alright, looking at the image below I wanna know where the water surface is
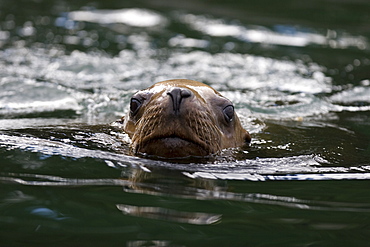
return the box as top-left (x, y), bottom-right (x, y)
top-left (1, 0), bottom-right (370, 246)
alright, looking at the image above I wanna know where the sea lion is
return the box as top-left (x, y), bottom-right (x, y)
top-left (120, 79), bottom-right (251, 158)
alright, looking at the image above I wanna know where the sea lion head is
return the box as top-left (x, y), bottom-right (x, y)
top-left (122, 79), bottom-right (251, 158)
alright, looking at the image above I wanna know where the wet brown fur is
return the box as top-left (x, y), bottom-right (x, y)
top-left (122, 79), bottom-right (250, 158)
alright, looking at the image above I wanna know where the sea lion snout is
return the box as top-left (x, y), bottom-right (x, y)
top-left (166, 87), bottom-right (192, 114)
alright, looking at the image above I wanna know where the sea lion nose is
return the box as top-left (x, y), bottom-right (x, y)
top-left (167, 87), bottom-right (192, 114)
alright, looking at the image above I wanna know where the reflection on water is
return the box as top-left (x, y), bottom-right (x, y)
top-left (185, 171), bottom-right (370, 181)
top-left (67, 8), bottom-right (166, 27)
top-left (126, 240), bottom-right (171, 247)
top-left (179, 13), bottom-right (368, 49)
top-left (116, 204), bottom-right (221, 225)
top-left (2, 171), bottom-right (370, 216)
top-left (30, 207), bottom-right (70, 221)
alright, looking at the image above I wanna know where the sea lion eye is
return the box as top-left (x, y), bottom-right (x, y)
top-left (223, 105), bottom-right (234, 122)
top-left (130, 98), bottom-right (142, 115)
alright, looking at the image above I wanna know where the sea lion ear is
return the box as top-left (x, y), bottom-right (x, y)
top-left (244, 130), bottom-right (252, 145)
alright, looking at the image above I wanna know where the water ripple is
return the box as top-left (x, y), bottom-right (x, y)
top-left (2, 46), bottom-right (368, 123)
top-left (1, 173), bottom-right (370, 213)
top-left (1, 133), bottom-right (369, 180)
top-left (178, 13), bottom-right (369, 50)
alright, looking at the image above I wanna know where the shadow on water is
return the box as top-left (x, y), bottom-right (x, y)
top-left (1, 0), bottom-right (370, 246)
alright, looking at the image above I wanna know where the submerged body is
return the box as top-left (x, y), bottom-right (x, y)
top-left (121, 79), bottom-right (251, 158)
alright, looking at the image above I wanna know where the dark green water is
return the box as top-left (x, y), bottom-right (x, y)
top-left (1, 0), bottom-right (370, 246)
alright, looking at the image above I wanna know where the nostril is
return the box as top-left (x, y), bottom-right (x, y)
top-left (180, 88), bottom-right (191, 98)
top-left (167, 88), bottom-right (181, 98)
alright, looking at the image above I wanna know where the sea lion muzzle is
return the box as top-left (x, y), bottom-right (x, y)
top-left (120, 79), bottom-right (251, 158)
